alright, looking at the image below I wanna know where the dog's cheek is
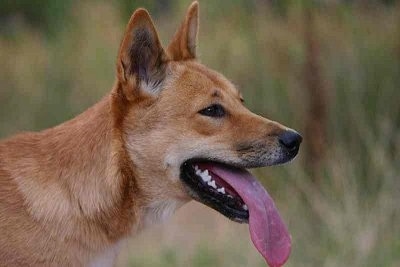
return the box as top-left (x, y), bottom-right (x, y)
top-left (190, 117), bottom-right (224, 137)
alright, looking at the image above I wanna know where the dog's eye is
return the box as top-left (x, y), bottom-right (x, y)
top-left (199, 104), bottom-right (226, 118)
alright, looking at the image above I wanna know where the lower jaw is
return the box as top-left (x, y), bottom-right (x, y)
top-left (185, 189), bottom-right (249, 223)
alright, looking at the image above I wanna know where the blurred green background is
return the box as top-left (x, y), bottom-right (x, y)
top-left (0, 0), bottom-right (399, 266)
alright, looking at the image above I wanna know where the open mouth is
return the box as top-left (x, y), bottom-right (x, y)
top-left (180, 159), bottom-right (291, 267)
top-left (181, 160), bottom-right (250, 223)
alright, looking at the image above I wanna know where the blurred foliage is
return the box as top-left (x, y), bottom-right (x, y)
top-left (0, 0), bottom-right (73, 38)
top-left (0, 0), bottom-right (399, 267)
top-left (0, 0), bottom-right (398, 37)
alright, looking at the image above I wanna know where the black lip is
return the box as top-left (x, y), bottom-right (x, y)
top-left (180, 160), bottom-right (249, 223)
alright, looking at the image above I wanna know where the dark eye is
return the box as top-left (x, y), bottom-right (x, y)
top-left (199, 104), bottom-right (226, 118)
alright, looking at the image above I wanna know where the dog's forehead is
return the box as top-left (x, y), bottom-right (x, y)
top-left (168, 61), bottom-right (240, 98)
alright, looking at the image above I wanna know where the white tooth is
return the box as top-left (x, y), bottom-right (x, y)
top-left (201, 172), bottom-right (211, 182)
top-left (196, 169), bottom-right (202, 175)
top-left (217, 187), bottom-right (226, 194)
top-left (194, 165), bottom-right (199, 171)
top-left (207, 180), bottom-right (217, 189)
top-left (203, 169), bottom-right (212, 182)
top-left (242, 204), bottom-right (248, 211)
top-left (227, 195), bottom-right (233, 199)
top-left (201, 174), bottom-right (211, 182)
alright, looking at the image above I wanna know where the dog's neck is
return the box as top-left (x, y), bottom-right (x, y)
top-left (16, 86), bottom-right (183, 261)
top-left (34, 93), bottom-right (142, 241)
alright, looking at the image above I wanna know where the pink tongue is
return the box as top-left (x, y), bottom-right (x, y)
top-left (203, 164), bottom-right (291, 267)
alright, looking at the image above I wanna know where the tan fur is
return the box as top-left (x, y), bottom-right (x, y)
top-left (0, 2), bottom-right (293, 266)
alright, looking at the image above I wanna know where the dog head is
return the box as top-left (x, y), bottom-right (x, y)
top-left (113, 0), bottom-right (301, 205)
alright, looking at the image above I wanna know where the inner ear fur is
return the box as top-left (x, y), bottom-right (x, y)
top-left (167, 1), bottom-right (199, 61)
top-left (116, 8), bottom-right (168, 96)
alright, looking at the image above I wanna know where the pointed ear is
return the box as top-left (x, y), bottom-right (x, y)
top-left (116, 8), bottom-right (168, 96)
top-left (167, 1), bottom-right (199, 61)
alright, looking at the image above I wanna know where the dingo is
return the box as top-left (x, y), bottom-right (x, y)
top-left (0, 2), bottom-right (301, 266)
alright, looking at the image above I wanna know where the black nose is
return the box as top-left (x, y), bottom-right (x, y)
top-left (278, 130), bottom-right (302, 151)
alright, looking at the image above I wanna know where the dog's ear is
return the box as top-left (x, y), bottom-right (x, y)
top-left (116, 8), bottom-right (168, 97)
top-left (167, 1), bottom-right (199, 61)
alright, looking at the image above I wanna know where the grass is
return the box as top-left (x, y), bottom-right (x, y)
top-left (0, 1), bottom-right (399, 266)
